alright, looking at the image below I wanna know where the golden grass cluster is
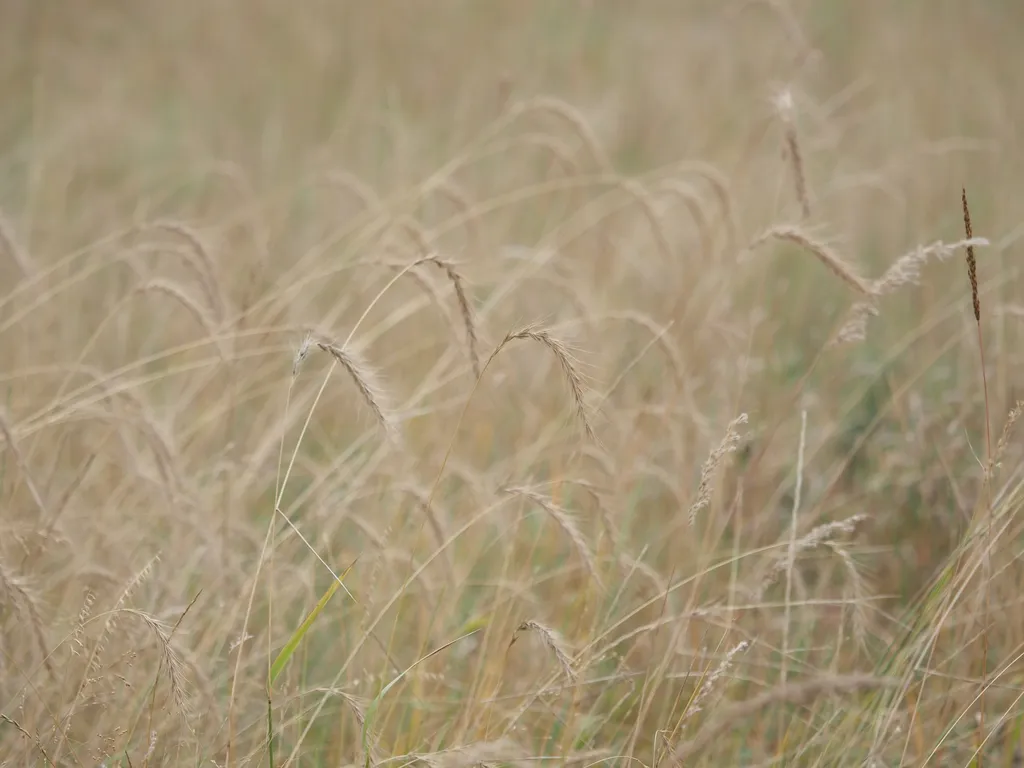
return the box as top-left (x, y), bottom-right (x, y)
top-left (3, 2), bottom-right (1024, 766)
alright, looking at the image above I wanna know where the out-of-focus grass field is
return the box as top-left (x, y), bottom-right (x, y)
top-left (2, 1), bottom-right (1024, 765)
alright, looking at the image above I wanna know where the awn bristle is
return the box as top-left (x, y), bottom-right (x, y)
top-left (317, 341), bottom-right (397, 438)
top-left (511, 620), bottom-right (578, 684)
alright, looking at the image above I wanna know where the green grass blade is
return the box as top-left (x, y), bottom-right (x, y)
top-left (269, 558), bottom-right (357, 686)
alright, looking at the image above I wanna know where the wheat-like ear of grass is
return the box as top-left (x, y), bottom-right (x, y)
top-left (316, 341), bottom-right (397, 438)
top-left (422, 255), bottom-right (481, 379)
top-left (510, 620), bottom-right (577, 684)
top-left (747, 225), bottom-right (871, 295)
top-left (502, 485), bottom-right (600, 587)
top-left (485, 324), bottom-right (596, 442)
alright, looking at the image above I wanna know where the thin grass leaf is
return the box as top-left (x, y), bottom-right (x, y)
top-left (269, 558), bottom-right (358, 686)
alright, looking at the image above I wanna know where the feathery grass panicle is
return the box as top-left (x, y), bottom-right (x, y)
top-left (990, 401), bottom-right (1024, 476)
top-left (317, 340), bottom-right (398, 438)
top-left (752, 514), bottom-right (867, 600)
top-left (830, 300), bottom-right (880, 347)
top-left (870, 237), bottom-right (990, 296)
top-left (688, 413), bottom-right (749, 525)
top-left (683, 640), bottom-right (750, 722)
top-left (748, 225), bottom-right (871, 295)
top-left (487, 324), bottom-right (596, 442)
top-left (511, 620), bottom-right (577, 684)
top-left (122, 608), bottom-right (194, 722)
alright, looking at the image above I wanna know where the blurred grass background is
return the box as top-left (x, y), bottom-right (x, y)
top-left (2, 1), bottom-right (1024, 765)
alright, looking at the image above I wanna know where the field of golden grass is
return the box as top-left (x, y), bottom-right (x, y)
top-left (3, 2), bottom-right (1024, 765)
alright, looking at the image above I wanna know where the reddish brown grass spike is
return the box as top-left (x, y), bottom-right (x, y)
top-left (963, 187), bottom-right (980, 324)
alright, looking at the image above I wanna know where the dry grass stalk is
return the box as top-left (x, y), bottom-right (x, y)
top-left (511, 620), bottom-right (577, 684)
top-left (0, 209), bottom-right (35, 278)
top-left (669, 674), bottom-right (899, 764)
top-left (688, 413), bottom-right (749, 525)
top-left (748, 225), bottom-right (871, 295)
top-left (774, 88), bottom-right (811, 219)
top-left (502, 485), bottom-right (600, 586)
top-left (316, 341), bottom-right (397, 438)
top-left (487, 324), bottom-right (596, 442)
top-left (411, 737), bottom-right (530, 768)
top-left (0, 411), bottom-right (50, 521)
top-left (0, 560), bottom-right (53, 675)
top-left (0, 713), bottom-right (51, 764)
